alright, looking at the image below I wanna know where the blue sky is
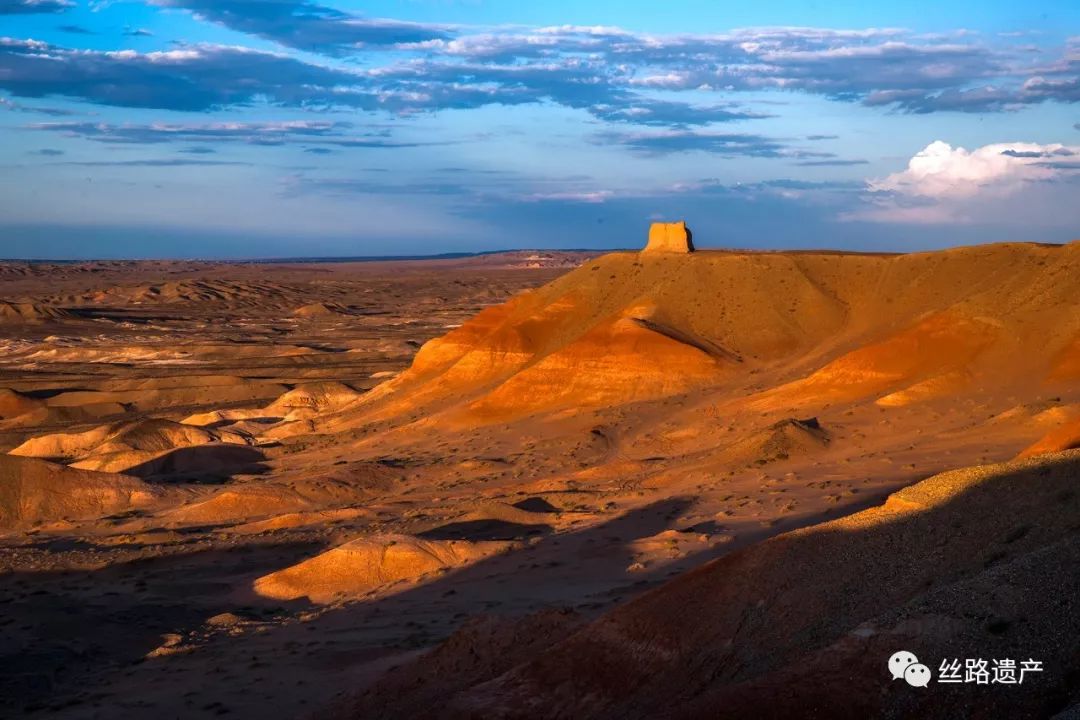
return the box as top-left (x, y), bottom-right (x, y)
top-left (1, 0), bottom-right (1078, 258)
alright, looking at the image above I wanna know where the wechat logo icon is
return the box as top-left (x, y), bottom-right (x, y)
top-left (890, 651), bottom-right (932, 688)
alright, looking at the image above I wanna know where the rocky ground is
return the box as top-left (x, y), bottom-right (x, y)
top-left (1, 241), bottom-right (1078, 719)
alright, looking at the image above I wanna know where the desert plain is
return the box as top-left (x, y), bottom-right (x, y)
top-left (1, 232), bottom-right (1079, 719)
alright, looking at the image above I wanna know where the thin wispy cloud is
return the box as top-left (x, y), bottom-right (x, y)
top-left (0, 95), bottom-right (78, 116)
top-left (26, 120), bottom-right (440, 149)
top-left (57, 158), bottom-right (251, 166)
top-left (57, 24), bottom-right (95, 35)
top-left (0, 0), bottom-right (72, 14)
top-left (794, 159), bottom-right (869, 166)
top-left (597, 130), bottom-right (803, 158)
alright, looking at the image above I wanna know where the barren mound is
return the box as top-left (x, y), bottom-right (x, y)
top-left (321, 241), bottom-right (1080, 429)
top-left (254, 534), bottom-right (513, 603)
top-left (75, 443), bottom-right (265, 478)
top-left (160, 464), bottom-right (395, 526)
top-left (226, 508), bottom-right (370, 534)
top-left (9, 423), bottom-right (117, 460)
top-left (0, 301), bottom-right (73, 323)
top-left (1017, 415), bottom-right (1080, 458)
top-left (161, 486), bottom-right (324, 526)
top-left (0, 455), bottom-right (170, 530)
top-left (0, 388), bottom-right (43, 420)
top-left (11, 418), bottom-right (254, 476)
top-left (81, 278), bottom-right (301, 307)
top-left (265, 381), bottom-right (364, 419)
top-left (718, 417), bottom-right (829, 465)
top-left (293, 302), bottom-right (349, 318)
top-left (460, 501), bottom-right (560, 527)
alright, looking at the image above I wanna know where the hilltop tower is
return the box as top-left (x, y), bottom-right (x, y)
top-left (644, 221), bottom-right (694, 253)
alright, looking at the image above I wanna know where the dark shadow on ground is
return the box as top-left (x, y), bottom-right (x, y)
top-left (418, 519), bottom-right (552, 541)
top-left (124, 444), bottom-right (268, 481)
top-left (356, 453), bottom-right (1080, 720)
top-left (0, 540), bottom-right (323, 717)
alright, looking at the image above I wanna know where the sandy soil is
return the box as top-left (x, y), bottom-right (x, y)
top-left (1, 241), bottom-right (1078, 719)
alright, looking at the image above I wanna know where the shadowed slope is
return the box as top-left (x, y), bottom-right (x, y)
top-left (346, 450), bottom-right (1080, 719)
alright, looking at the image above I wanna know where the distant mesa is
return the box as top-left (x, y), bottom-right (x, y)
top-left (644, 221), bottom-right (694, 254)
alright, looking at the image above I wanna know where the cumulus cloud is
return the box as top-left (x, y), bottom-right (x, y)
top-left (870, 140), bottom-right (1078, 198)
top-left (847, 139), bottom-right (1080, 224)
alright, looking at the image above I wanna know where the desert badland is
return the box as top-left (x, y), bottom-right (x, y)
top-left (5, 0), bottom-right (1080, 715)
top-left (0, 227), bottom-right (1078, 719)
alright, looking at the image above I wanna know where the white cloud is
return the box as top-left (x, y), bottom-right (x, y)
top-left (870, 140), bottom-right (1079, 198)
top-left (846, 139), bottom-right (1080, 225)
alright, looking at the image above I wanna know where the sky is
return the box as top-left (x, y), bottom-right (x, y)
top-left (0, 0), bottom-right (1078, 258)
